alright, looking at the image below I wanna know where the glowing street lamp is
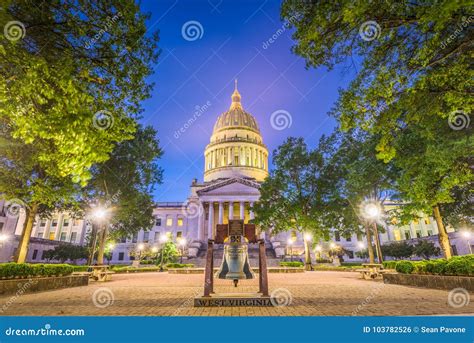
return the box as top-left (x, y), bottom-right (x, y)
top-left (357, 242), bottom-right (365, 249)
top-left (314, 245), bottom-right (322, 259)
top-left (462, 231), bottom-right (472, 254)
top-left (92, 207), bottom-right (107, 221)
top-left (329, 242), bottom-right (336, 249)
top-left (137, 243), bottom-right (145, 262)
top-left (0, 234), bottom-right (8, 242)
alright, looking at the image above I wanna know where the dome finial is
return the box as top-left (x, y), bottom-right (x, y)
top-left (230, 79), bottom-right (241, 109)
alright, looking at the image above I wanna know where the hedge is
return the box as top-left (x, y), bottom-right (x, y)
top-left (0, 263), bottom-right (74, 279)
top-left (340, 262), bottom-right (363, 267)
top-left (279, 262), bottom-right (304, 267)
top-left (391, 255), bottom-right (473, 276)
top-left (166, 263), bottom-right (194, 268)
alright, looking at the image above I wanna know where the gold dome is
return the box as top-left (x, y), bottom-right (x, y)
top-left (213, 80), bottom-right (260, 134)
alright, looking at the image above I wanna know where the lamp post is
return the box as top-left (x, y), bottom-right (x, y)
top-left (178, 238), bottom-right (187, 264)
top-left (362, 201), bottom-right (384, 264)
top-left (357, 241), bottom-right (366, 262)
top-left (303, 233), bottom-right (313, 271)
top-left (151, 246), bottom-right (159, 264)
top-left (159, 234), bottom-right (169, 272)
top-left (314, 245), bottom-right (322, 260)
top-left (462, 231), bottom-right (472, 254)
top-left (137, 243), bottom-right (144, 263)
top-left (287, 238), bottom-right (294, 262)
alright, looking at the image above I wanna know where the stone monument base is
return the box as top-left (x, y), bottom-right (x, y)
top-left (194, 293), bottom-right (275, 307)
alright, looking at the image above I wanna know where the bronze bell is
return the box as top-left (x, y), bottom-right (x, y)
top-left (216, 236), bottom-right (255, 287)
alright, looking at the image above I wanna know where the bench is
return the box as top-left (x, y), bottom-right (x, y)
top-left (357, 263), bottom-right (385, 280)
top-left (90, 265), bottom-right (115, 282)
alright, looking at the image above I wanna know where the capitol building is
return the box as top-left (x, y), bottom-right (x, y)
top-left (0, 83), bottom-right (468, 264)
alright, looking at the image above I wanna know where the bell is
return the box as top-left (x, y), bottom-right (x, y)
top-left (216, 240), bottom-right (255, 287)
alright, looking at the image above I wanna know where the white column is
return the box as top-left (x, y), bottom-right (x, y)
top-left (208, 202), bottom-right (214, 239)
top-left (409, 222), bottom-right (417, 239)
top-left (249, 202), bottom-right (255, 220)
top-left (218, 202), bottom-right (224, 224)
top-left (239, 201), bottom-right (245, 220)
top-left (197, 203), bottom-right (204, 240)
top-left (228, 202), bottom-right (234, 220)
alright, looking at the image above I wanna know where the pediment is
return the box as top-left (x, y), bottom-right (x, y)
top-left (197, 178), bottom-right (261, 196)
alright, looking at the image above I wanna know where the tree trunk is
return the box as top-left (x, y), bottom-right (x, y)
top-left (87, 223), bottom-right (98, 265)
top-left (303, 235), bottom-right (312, 271)
top-left (365, 225), bottom-right (375, 264)
top-left (373, 222), bottom-right (383, 264)
top-left (14, 203), bottom-right (38, 263)
top-left (96, 224), bottom-right (108, 265)
top-left (433, 205), bottom-right (452, 259)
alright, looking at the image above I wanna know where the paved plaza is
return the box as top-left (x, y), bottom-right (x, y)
top-left (0, 271), bottom-right (472, 316)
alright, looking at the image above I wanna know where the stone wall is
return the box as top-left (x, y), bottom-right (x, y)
top-left (383, 272), bottom-right (473, 291)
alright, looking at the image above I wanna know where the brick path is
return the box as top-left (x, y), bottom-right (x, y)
top-left (0, 271), bottom-right (472, 316)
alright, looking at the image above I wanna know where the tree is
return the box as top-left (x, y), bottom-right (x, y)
top-left (157, 242), bottom-right (179, 265)
top-left (381, 242), bottom-right (413, 260)
top-left (1, 1), bottom-right (160, 262)
top-left (86, 125), bottom-right (163, 265)
top-left (281, 0), bottom-right (473, 258)
top-left (253, 137), bottom-right (329, 270)
top-left (413, 240), bottom-right (441, 260)
top-left (43, 244), bottom-right (88, 263)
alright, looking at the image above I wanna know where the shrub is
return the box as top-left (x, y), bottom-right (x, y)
top-left (413, 261), bottom-right (428, 274)
top-left (425, 259), bottom-right (448, 275)
top-left (165, 263), bottom-right (194, 268)
top-left (340, 262), bottom-right (363, 267)
top-left (444, 258), bottom-right (472, 276)
top-left (0, 263), bottom-right (74, 279)
top-left (395, 260), bottom-right (414, 274)
top-left (315, 258), bottom-right (332, 263)
top-left (280, 262), bottom-right (304, 267)
top-left (382, 261), bottom-right (398, 269)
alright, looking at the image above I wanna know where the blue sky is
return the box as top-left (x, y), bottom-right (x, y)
top-left (139, 0), bottom-right (356, 201)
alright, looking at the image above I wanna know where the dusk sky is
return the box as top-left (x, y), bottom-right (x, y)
top-left (139, 0), bottom-right (356, 201)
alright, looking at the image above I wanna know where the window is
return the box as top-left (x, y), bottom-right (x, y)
top-left (129, 254), bottom-right (135, 261)
top-left (132, 234), bottom-right (138, 243)
top-left (70, 232), bottom-right (77, 243)
top-left (60, 232), bottom-right (67, 241)
top-left (427, 230), bottom-right (433, 236)
top-left (154, 232), bottom-right (160, 242)
top-left (32, 249), bottom-right (38, 260)
top-left (166, 218), bottom-right (173, 226)
top-left (346, 250), bottom-right (354, 259)
top-left (72, 218), bottom-right (79, 226)
top-left (119, 236), bottom-right (126, 243)
top-left (118, 252), bottom-right (124, 261)
top-left (0, 222), bottom-right (3, 233)
top-left (40, 220), bottom-right (46, 227)
top-left (155, 218), bottom-right (162, 226)
top-left (177, 218), bottom-right (183, 227)
top-left (37, 232), bottom-right (43, 238)
top-left (63, 218), bottom-right (69, 226)
top-left (143, 232), bottom-right (149, 243)
top-left (357, 233), bottom-right (363, 242)
top-left (51, 219), bottom-right (58, 227)
top-left (41, 250), bottom-right (46, 260)
top-left (451, 245), bottom-right (458, 256)
top-left (345, 236), bottom-right (352, 242)
top-left (393, 230), bottom-right (401, 241)
top-left (334, 232), bottom-right (341, 242)
top-left (49, 232), bottom-right (55, 240)
top-left (424, 218), bottom-right (430, 225)
top-left (404, 231), bottom-right (411, 240)
top-left (177, 231), bottom-right (182, 239)
top-left (416, 230), bottom-right (422, 238)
